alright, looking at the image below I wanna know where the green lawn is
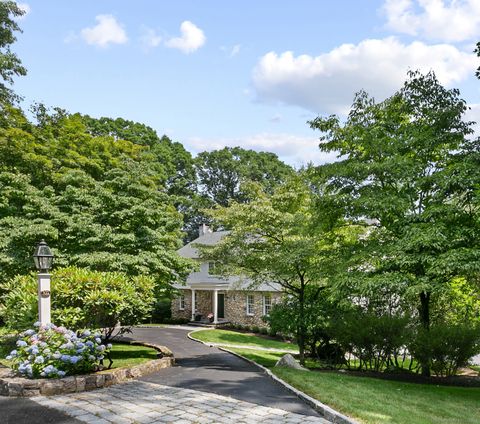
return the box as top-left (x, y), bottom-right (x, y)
top-left (275, 368), bottom-right (480, 424)
top-left (228, 347), bottom-right (285, 367)
top-left (229, 347), bottom-right (480, 424)
top-left (191, 329), bottom-right (298, 351)
top-left (108, 343), bottom-right (158, 369)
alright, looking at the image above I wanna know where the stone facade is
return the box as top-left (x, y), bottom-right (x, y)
top-left (225, 290), bottom-right (282, 327)
top-left (172, 289), bottom-right (282, 327)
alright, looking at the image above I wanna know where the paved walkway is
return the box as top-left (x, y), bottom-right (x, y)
top-left (3, 326), bottom-right (332, 423)
top-left (33, 380), bottom-right (330, 424)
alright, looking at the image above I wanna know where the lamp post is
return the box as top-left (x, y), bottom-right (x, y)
top-left (33, 240), bottom-right (54, 326)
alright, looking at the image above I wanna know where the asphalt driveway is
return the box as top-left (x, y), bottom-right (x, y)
top-left (126, 326), bottom-right (320, 417)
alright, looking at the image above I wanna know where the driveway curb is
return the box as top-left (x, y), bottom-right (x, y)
top-left (187, 330), bottom-right (358, 424)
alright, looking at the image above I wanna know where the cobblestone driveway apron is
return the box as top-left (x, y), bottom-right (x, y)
top-left (32, 380), bottom-right (331, 424)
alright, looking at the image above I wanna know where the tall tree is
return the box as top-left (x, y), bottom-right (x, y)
top-left (200, 177), bottom-right (358, 364)
top-left (0, 1), bottom-right (26, 103)
top-left (309, 71), bottom-right (480, 375)
top-left (195, 147), bottom-right (294, 206)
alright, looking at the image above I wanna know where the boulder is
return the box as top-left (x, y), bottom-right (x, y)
top-left (275, 354), bottom-right (306, 370)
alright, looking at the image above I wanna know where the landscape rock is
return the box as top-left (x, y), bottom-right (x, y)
top-left (275, 354), bottom-right (307, 370)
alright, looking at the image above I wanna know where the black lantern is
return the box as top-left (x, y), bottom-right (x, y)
top-left (33, 240), bottom-right (54, 272)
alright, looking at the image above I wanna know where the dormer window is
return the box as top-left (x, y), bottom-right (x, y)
top-left (208, 261), bottom-right (217, 275)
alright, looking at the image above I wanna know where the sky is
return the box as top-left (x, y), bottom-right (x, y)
top-left (11, 0), bottom-right (480, 167)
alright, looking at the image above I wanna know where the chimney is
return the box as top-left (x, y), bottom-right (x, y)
top-left (199, 224), bottom-right (213, 237)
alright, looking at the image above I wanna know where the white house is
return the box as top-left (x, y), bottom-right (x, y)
top-left (171, 224), bottom-right (282, 326)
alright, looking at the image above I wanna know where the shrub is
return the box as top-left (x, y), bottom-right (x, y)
top-left (6, 323), bottom-right (110, 379)
top-left (149, 297), bottom-right (172, 323)
top-left (409, 324), bottom-right (480, 377)
top-left (259, 327), bottom-right (268, 335)
top-left (331, 311), bottom-right (411, 371)
top-left (0, 267), bottom-right (155, 341)
top-left (251, 325), bottom-right (260, 333)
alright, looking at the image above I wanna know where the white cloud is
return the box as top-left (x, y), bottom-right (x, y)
top-left (382, 0), bottom-right (480, 42)
top-left (80, 15), bottom-right (128, 48)
top-left (140, 27), bottom-right (162, 48)
top-left (252, 37), bottom-right (477, 115)
top-left (185, 133), bottom-right (338, 167)
top-left (17, 3), bottom-right (30, 19)
top-left (165, 21), bottom-right (206, 54)
top-left (230, 44), bottom-right (241, 57)
top-left (464, 103), bottom-right (480, 138)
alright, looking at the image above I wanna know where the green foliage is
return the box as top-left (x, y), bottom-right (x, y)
top-left (202, 176), bottom-right (360, 364)
top-left (0, 1), bottom-right (27, 103)
top-left (149, 297), bottom-right (172, 323)
top-left (0, 106), bottom-right (194, 286)
top-left (408, 324), bottom-right (480, 377)
top-left (309, 71), bottom-right (480, 375)
top-left (195, 146), bottom-right (293, 207)
top-left (0, 267), bottom-right (155, 340)
top-left (331, 311), bottom-right (412, 372)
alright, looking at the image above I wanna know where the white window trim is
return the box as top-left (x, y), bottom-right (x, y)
top-left (179, 295), bottom-right (185, 310)
top-left (246, 294), bottom-right (255, 316)
top-left (263, 294), bottom-right (272, 316)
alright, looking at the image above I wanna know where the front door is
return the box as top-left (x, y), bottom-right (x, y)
top-left (217, 293), bottom-right (225, 319)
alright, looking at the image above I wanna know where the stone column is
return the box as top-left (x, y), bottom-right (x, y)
top-left (213, 289), bottom-right (219, 324)
top-left (191, 289), bottom-right (196, 321)
top-left (38, 273), bottom-right (51, 325)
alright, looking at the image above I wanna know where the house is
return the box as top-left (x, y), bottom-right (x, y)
top-left (171, 224), bottom-right (282, 326)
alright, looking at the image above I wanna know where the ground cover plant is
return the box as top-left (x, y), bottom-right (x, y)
top-left (191, 329), bottom-right (298, 351)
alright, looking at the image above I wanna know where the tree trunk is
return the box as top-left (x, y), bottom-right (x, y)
top-left (419, 291), bottom-right (431, 377)
top-left (297, 279), bottom-right (306, 366)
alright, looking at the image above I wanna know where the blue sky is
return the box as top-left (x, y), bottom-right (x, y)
top-left (12, 1), bottom-right (480, 166)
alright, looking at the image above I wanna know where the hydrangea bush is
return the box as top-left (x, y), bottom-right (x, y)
top-left (5, 322), bottom-right (112, 379)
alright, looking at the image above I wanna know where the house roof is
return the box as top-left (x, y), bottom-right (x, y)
top-left (177, 230), bottom-right (230, 259)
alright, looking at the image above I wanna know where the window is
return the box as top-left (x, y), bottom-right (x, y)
top-left (208, 262), bottom-right (217, 275)
top-left (263, 294), bottom-right (272, 316)
top-left (246, 294), bottom-right (255, 316)
top-left (179, 295), bottom-right (185, 310)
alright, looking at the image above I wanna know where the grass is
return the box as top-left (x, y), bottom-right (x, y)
top-left (108, 343), bottom-right (158, 369)
top-left (191, 329), bottom-right (298, 351)
top-left (274, 368), bottom-right (480, 424)
top-left (227, 347), bottom-right (285, 367)
top-left (228, 348), bottom-right (480, 424)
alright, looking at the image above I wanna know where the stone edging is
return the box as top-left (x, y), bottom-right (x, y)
top-left (187, 330), bottom-right (358, 424)
top-left (0, 341), bottom-right (174, 397)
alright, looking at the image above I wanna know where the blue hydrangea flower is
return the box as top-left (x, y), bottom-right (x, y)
top-left (69, 356), bottom-right (81, 364)
top-left (106, 344), bottom-right (112, 350)
top-left (34, 356), bottom-right (44, 364)
top-left (85, 341), bottom-right (94, 347)
top-left (88, 355), bottom-right (95, 361)
top-left (6, 355), bottom-right (12, 360)
top-left (33, 321), bottom-right (41, 327)
top-left (95, 338), bottom-right (102, 344)
top-left (16, 340), bottom-right (27, 347)
top-left (60, 354), bottom-right (71, 362)
top-left (24, 329), bottom-right (35, 336)
top-left (53, 352), bottom-right (61, 359)
top-left (58, 370), bottom-right (66, 378)
top-left (9, 350), bottom-right (17, 356)
top-left (82, 330), bottom-right (91, 337)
